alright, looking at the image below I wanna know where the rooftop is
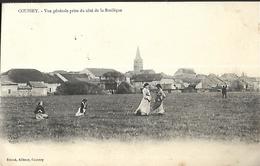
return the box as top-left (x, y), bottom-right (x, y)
top-left (28, 81), bottom-right (47, 88)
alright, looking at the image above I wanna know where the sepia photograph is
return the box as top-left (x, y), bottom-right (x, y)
top-left (0, 2), bottom-right (260, 166)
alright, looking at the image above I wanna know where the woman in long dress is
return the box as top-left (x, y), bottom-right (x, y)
top-left (152, 84), bottom-right (166, 115)
top-left (134, 83), bottom-right (151, 116)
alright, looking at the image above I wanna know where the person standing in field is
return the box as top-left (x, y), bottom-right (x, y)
top-left (222, 85), bottom-right (227, 98)
top-left (152, 84), bottom-right (166, 115)
top-left (75, 98), bottom-right (88, 117)
top-left (34, 101), bottom-right (48, 120)
top-left (134, 83), bottom-right (151, 116)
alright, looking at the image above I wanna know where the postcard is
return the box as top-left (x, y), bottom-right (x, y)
top-left (1, 2), bottom-right (260, 166)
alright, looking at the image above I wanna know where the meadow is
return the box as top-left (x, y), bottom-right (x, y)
top-left (0, 92), bottom-right (259, 143)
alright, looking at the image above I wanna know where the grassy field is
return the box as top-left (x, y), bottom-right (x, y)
top-left (0, 92), bottom-right (260, 143)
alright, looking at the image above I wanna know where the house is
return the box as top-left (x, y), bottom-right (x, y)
top-left (45, 83), bottom-right (60, 94)
top-left (42, 72), bottom-right (62, 94)
top-left (1, 74), bottom-right (20, 96)
top-left (28, 81), bottom-right (48, 96)
top-left (54, 69), bottom-right (125, 93)
top-left (1, 82), bottom-right (19, 96)
top-left (239, 76), bottom-right (260, 91)
top-left (196, 74), bottom-right (225, 92)
top-left (17, 84), bottom-right (32, 96)
top-left (159, 73), bottom-right (183, 91)
top-left (80, 68), bottom-right (125, 92)
top-left (220, 73), bottom-right (239, 87)
top-left (0, 76), bottom-right (33, 97)
top-left (131, 73), bottom-right (163, 91)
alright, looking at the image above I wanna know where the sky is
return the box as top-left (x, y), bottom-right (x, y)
top-left (1, 2), bottom-right (260, 77)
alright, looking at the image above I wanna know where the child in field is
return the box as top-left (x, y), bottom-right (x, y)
top-left (75, 98), bottom-right (88, 117)
top-left (34, 101), bottom-right (48, 120)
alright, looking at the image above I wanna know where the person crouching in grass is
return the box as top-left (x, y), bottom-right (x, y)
top-left (34, 101), bottom-right (48, 120)
top-left (75, 98), bottom-right (88, 117)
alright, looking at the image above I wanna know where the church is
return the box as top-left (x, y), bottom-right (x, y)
top-left (125, 47), bottom-right (179, 92)
top-left (126, 46), bottom-right (155, 77)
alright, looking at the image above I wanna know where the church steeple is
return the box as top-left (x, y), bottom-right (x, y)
top-left (135, 46), bottom-right (142, 60)
top-left (134, 46), bottom-right (143, 73)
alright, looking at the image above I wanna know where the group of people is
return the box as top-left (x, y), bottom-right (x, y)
top-left (34, 83), bottom-right (228, 120)
top-left (34, 83), bottom-right (166, 120)
top-left (34, 98), bottom-right (88, 120)
top-left (134, 83), bottom-right (166, 116)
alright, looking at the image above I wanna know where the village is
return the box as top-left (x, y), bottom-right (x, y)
top-left (1, 47), bottom-right (260, 97)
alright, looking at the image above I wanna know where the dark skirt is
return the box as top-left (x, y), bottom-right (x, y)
top-left (153, 100), bottom-right (162, 110)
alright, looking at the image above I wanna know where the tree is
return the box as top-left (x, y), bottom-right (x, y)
top-left (56, 81), bottom-right (103, 95)
top-left (103, 71), bottom-right (125, 80)
top-left (117, 82), bottom-right (134, 94)
top-left (102, 71), bottom-right (125, 92)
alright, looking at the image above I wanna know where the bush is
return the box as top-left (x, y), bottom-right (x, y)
top-left (56, 81), bottom-right (103, 95)
top-left (117, 82), bottom-right (134, 94)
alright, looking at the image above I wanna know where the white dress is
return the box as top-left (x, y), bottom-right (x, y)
top-left (134, 87), bottom-right (151, 115)
top-left (75, 102), bottom-right (87, 117)
top-left (75, 107), bottom-right (86, 117)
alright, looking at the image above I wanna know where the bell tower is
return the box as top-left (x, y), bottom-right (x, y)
top-left (134, 46), bottom-right (143, 73)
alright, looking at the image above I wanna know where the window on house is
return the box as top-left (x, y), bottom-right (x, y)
top-left (8, 89), bottom-right (11, 94)
top-left (49, 88), bottom-right (52, 92)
